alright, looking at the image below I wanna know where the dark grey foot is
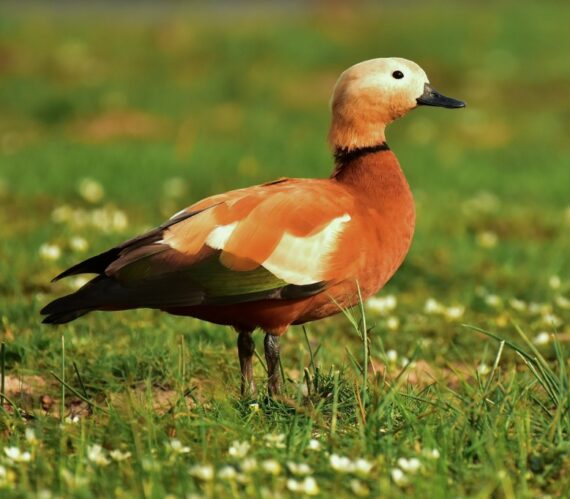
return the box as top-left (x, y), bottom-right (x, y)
top-left (264, 333), bottom-right (281, 396)
top-left (237, 331), bottom-right (256, 396)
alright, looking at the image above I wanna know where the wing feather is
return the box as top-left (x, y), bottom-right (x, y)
top-left (48, 179), bottom-right (356, 313)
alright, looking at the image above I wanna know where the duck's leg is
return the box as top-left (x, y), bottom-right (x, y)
top-left (237, 331), bottom-right (256, 396)
top-left (264, 333), bottom-right (281, 396)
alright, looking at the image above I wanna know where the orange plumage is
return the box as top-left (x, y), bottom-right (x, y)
top-left (42, 57), bottom-right (464, 395)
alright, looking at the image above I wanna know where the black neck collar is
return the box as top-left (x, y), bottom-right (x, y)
top-left (334, 142), bottom-right (390, 164)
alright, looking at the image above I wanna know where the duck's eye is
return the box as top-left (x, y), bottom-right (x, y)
top-left (392, 70), bottom-right (404, 80)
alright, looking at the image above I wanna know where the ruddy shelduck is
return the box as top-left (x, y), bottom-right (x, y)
top-left (42, 58), bottom-right (465, 396)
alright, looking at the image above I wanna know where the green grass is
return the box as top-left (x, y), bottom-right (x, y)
top-left (0, 1), bottom-right (569, 497)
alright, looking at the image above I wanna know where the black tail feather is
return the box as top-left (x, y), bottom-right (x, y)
top-left (41, 275), bottom-right (118, 325)
top-left (52, 248), bottom-right (119, 282)
top-left (42, 309), bottom-right (90, 324)
top-left (52, 208), bottom-right (203, 282)
top-left (44, 207), bottom-right (210, 323)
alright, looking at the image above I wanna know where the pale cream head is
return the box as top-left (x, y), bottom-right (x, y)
top-left (329, 58), bottom-right (451, 151)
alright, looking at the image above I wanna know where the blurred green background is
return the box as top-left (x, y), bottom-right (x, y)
top-left (0, 1), bottom-right (568, 496)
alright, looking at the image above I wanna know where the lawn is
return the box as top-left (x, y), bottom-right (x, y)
top-left (0, 1), bottom-right (569, 497)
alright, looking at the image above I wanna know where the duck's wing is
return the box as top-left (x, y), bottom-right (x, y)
top-left (42, 179), bottom-right (356, 322)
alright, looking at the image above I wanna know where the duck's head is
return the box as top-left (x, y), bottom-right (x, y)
top-left (329, 57), bottom-right (465, 151)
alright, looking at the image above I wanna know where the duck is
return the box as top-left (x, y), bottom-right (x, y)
top-left (41, 57), bottom-right (465, 396)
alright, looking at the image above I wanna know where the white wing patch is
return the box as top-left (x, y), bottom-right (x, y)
top-left (206, 222), bottom-right (238, 250)
top-left (262, 213), bottom-right (351, 285)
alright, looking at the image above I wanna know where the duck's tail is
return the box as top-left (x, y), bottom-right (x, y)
top-left (40, 275), bottom-right (120, 324)
top-left (41, 308), bottom-right (90, 325)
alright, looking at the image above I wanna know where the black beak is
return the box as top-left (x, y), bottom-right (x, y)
top-left (416, 83), bottom-right (465, 109)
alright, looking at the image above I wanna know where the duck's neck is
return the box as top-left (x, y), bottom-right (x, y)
top-left (331, 142), bottom-right (416, 292)
top-left (332, 142), bottom-right (416, 275)
top-left (331, 142), bottom-right (413, 205)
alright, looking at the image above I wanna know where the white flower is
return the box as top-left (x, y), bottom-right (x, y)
top-left (399, 357), bottom-right (412, 368)
top-left (350, 479), bottom-right (370, 496)
top-left (71, 208), bottom-right (88, 227)
top-left (109, 450), bottom-right (131, 462)
top-left (51, 205), bottom-right (73, 223)
top-left (90, 207), bottom-right (128, 233)
top-left (249, 402), bottom-right (260, 412)
top-left (397, 457), bottom-right (421, 473)
top-left (533, 332), bottom-right (551, 346)
top-left (391, 467), bottom-right (408, 486)
top-left (386, 350), bottom-right (398, 363)
top-left (542, 313), bottom-right (562, 328)
top-left (0, 464), bottom-right (12, 488)
top-left (112, 210), bottom-right (128, 231)
top-left (549, 275), bottom-right (561, 289)
top-left (329, 454), bottom-right (373, 476)
top-left (477, 363), bottom-right (491, 375)
top-left (287, 477), bottom-right (319, 495)
top-left (422, 448), bottom-right (440, 459)
top-left (301, 477), bottom-right (320, 496)
top-left (87, 444), bottom-right (110, 466)
top-left (286, 479), bottom-right (299, 493)
top-left (65, 414), bottom-right (80, 424)
top-left (228, 440), bottom-right (250, 458)
top-left (78, 178), bottom-right (104, 203)
top-left (167, 439), bottom-right (190, 454)
top-left (485, 294), bottom-right (502, 308)
top-left (287, 461), bottom-right (312, 476)
top-left (218, 466), bottom-right (238, 480)
top-left (476, 231), bottom-right (498, 248)
top-left (529, 302), bottom-right (550, 315)
top-left (307, 439), bottom-right (321, 451)
top-left (25, 428), bottom-right (38, 445)
top-left (69, 276), bottom-right (90, 290)
top-left (424, 298), bottom-right (444, 314)
top-left (555, 295), bottom-right (570, 310)
top-left (235, 473), bottom-right (250, 485)
top-left (189, 464), bottom-right (214, 481)
top-left (445, 306), bottom-right (465, 320)
top-left (262, 459), bottom-right (281, 475)
top-left (330, 454), bottom-right (354, 473)
top-left (264, 433), bottom-right (286, 449)
top-left (367, 295), bottom-right (397, 315)
top-left (4, 447), bottom-right (31, 463)
top-left (509, 298), bottom-right (527, 312)
top-left (386, 316), bottom-right (400, 331)
top-left (241, 458), bottom-right (258, 473)
top-left (69, 236), bottom-right (88, 252)
top-left (354, 458), bottom-right (373, 476)
top-left (297, 382), bottom-right (309, 397)
top-left (39, 243), bottom-right (61, 261)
